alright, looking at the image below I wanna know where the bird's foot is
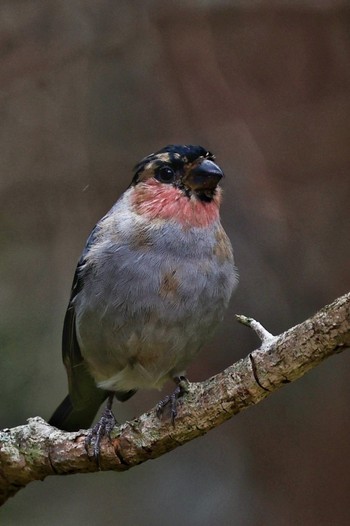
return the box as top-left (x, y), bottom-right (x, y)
top-left (156, 376), bottom-right (189, 426)
top-left (85, 393), bottom-right (116, 467)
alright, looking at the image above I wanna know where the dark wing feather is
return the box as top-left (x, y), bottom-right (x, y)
top-left (62, 223), bottom-right (100, 390)
top-left (50, 225), bottom-right (108, 430)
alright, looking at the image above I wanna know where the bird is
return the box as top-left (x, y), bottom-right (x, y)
top-left (49, 144), bottom-right (238, 453)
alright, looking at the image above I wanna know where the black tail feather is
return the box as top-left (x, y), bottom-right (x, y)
top-left (49, 392), bottom-right (108, 432)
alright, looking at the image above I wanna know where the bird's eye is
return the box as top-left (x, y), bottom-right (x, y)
top-left (155, 166), bottom-right (175, 184)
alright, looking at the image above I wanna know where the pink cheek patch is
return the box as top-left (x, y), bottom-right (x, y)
top-left (132, 179), bottom-right (221, 228)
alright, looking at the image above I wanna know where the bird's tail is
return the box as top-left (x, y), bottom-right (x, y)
top-left (48, 392), bottom-right (108, 432)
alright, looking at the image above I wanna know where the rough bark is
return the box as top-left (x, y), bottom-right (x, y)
top-left (0, 292), bottom-right (349, 506)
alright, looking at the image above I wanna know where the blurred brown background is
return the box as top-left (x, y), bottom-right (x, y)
top-left (1, 1), bottom-right (350, 525)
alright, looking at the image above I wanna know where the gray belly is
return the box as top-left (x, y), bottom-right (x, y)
top-left (74, 224), bottom-right (238, 392)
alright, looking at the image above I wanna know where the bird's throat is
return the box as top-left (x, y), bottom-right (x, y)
top-left (131, 179), bottom-right (222, 228)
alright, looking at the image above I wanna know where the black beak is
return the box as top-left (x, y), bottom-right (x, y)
top-left (184, 159), bottom-right (224, 192)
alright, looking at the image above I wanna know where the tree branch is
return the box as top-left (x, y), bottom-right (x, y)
top-left (1, 292), bottom-right (349, 506)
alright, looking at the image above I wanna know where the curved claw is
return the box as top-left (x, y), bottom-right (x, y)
top-left (85, 392), bottom-right (117, 467)
top-left (156, 376), bottom-right (189, 426)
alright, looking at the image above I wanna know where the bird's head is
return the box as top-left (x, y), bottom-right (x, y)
top-left (130, 145), bottom-right (225, 228)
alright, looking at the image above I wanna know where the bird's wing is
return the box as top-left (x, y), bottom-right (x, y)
top-left (62, 225), bottom-right (108, 412)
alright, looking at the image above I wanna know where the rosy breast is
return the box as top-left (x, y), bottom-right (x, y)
top-left (131, 179), bottom-right (222, 228)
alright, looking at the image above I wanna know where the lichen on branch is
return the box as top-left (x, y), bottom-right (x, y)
top-left (0, 292), bottom-right (349, 507)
